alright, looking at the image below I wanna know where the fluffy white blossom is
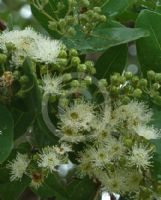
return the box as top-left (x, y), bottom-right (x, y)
top-left (37, 146), bottom-right (67, 172)
top-left (7, 153), bottom-right (30, 181)
top-left (0, 27), bottom-right (62, 65)
top-left (134, 125), bottom-right (161, 140)
top-left (41, 74), bottom-right (63, 95)
top-left (113, 101), bottom-right (153, 130)
top-left (59, 100), bottom-right (95, 131)
top-left (128, 144), bottom-right (153, 171)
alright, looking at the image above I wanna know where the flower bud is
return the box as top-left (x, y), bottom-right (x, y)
top-left (93, 7), bottom-right (101, 13)
top-left (98, 79), bottom-right (108, 88)
top-left (110, 86), bottom-right (119, 95)
top-left (70, 49), bottom-right (78, 57)
top-left (48, 21), bottom-right (57, 30)
top-left (122, 96), bottom-right (130, 104)
top-left (155, 73), bottom-right (161, 82)
top-left (99, 15), bottom-right (106, 22)
top-left (66, 27), bottom-right (76, 37)
top-left (77, 64), bottom-right (87, 72)
top-left (80, 0), bottom-right (90, 7)
top-left (5, 42), bottom-right (15, 51)
top-left (131, 76), bottom-right (139, 86)
top-left (133, 88), bottom-right (142, 98)
top-left (124, 71), bottom-right (133, 80)
top-left (70, 80), bottom-right (80, 87)
top-left (59, 98), bottom-right (69, 108)
top-left (152, 83), bottom-right (160, 90)
top-left (63, 73), bottom-right (72, 81)
top-left (13, 70), bottom-right (20, 80)
top-left (59, 58), bottom-right (68, 67)
top-left (147, 70), bottom-right (155, 80)
top-left (71, 57), bottom-right (81, 66)
top-left (84, 76), bottom-right (92, 85)
top-left (138, 78), bottom-right (148, 88)
top-left (59, 50), bottom-right (67, 58)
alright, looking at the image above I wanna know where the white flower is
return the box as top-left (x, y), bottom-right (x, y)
top-left (41, 74), bottom-right (63, 95)
top-left (57, 124), bottom-right (86, 143)
top-left (0, 27), bottom-right (62, 65)
top-left (37, 146), bottom-right (63, 172)
top-left (59, 100), bottom-right (95, 131)
top-left (54, 143), bottom-right (72, 155)
top-left (7, 153), bottom-right (30, 181)
top-left (100, 171), bottom-right (126, 194)
top-left (128, 144), bottom-right (153, 171)
top-left (134, 125), bottom-right (161, 140)
top-left (113, 101), bottom-right (153, 130)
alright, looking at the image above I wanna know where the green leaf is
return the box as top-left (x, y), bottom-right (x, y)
top-left (136, 10), bottom-right (161, 74)
top-left (102, 0), bottom-right (135, 17)
top-left (11, 108), bottom-right (35, 139)
top-left (95, 44), bottom-right (128, 80)
top-left (33, 114), bottom-right (58, 148)
top-left (67, 177), bottom-right (97, 200)
top-left (0, 176), bottom-right (30, 200)
top-left (62, 27), bottom-right (148, 53)
top-left (0, 104), bottom-right (13, 163)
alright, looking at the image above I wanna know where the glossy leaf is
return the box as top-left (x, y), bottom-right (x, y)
top-left (62, 27), bottom-right (148, 53)
top-left (0, 105), bottom-right (13, 163)
top-left (67, 177), bottom-right (97, 200)
top-left (95, 44), bottom-right (127, 80)
top-left (102, 0), bottom-right (135, 16)
top-left (0, 176), bottom-right (30, 200)
top-left (136, 10), bottom-right (161, 74)
top-left (11, 108), bottom-right (35, 139)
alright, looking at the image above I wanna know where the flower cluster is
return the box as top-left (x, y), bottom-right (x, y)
top-left (0, 27), bottom-right (62, 65)
top-left (7, 144), bottom-right (70, 188)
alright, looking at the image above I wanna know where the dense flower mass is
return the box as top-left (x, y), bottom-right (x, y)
top-left (0, 27), bottom-right (62, 65)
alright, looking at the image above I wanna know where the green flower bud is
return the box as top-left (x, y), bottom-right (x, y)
top-left (59, 50), bottom-right (67, 58)
top-left (153, 95), bottom-right (161, 106)
top-left (59, 98), bottom-right (69, 108)
top-left (119, 76), bottom-right (126, 84)
top-left (98, 79), bottom-right (108, 88)
top-left (89, 67), bottom-right (96, 74)
top-left (84, 76), bottom-right (92, 85)
top-left (63, 73), bottom-right (72, 81)
top-left (155, 73), bottom-right (161, 82)
top-left (85, 61), bottom-right (94, 68)
top-left (124, 71), bottom-right (133, 80)
top-left (65, 16), bottom-right (76, 25)
top-left (71, 57), bottom-right (81, 66)
top-left (152, 83), bottom-right (160, 90)
top-left (131, 76), bottom-right (139, 86)
top-left (19, 75), bottom-right (29, 85)
top-left (0, 53), bottom-right (7, 63)
top-left (66, 27), bottom-right (76, 37)
top-left (79, 14), bottom-right (89, 25)
top-left (123, 138), bottom-right (133, 148)
top-left (58, 58), bottom-right (68, 67)
top-left (110, 86), bottom-right (119, 95)
top-left (99, 15), bottom-right (107, 22)
top-left (70, 49), bottom-right (78, 57)
top-left (133, 88), bottom-right (142, 98)
top-left (147, 70), bottom-right (155, 80)
top-left (92, 12), bottom-right (100, 20)
top-left (138, 78), bottom-right (148, 88)
top-left (122, 96), bottom-right (130, 104)
top-left (48, 21), bottom-right (57, 30)
top-left (59, 19), bottom-right (66, 29)
top-left (110, 74), bottom-right (119, 85)
top-left (93, 7), bottom-right (101, 13)
top-left (70, 80), bottom-right (80, 87)
top-left (77, 64), bottom-right (87, 72)
top-left (80, 0), bottom-right (90, 7)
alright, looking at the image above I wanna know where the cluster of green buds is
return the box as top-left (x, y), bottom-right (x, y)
top-left (96, 70), bottom-right (161, 106)
top-left (31, 0), bottom-right (107, 37)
